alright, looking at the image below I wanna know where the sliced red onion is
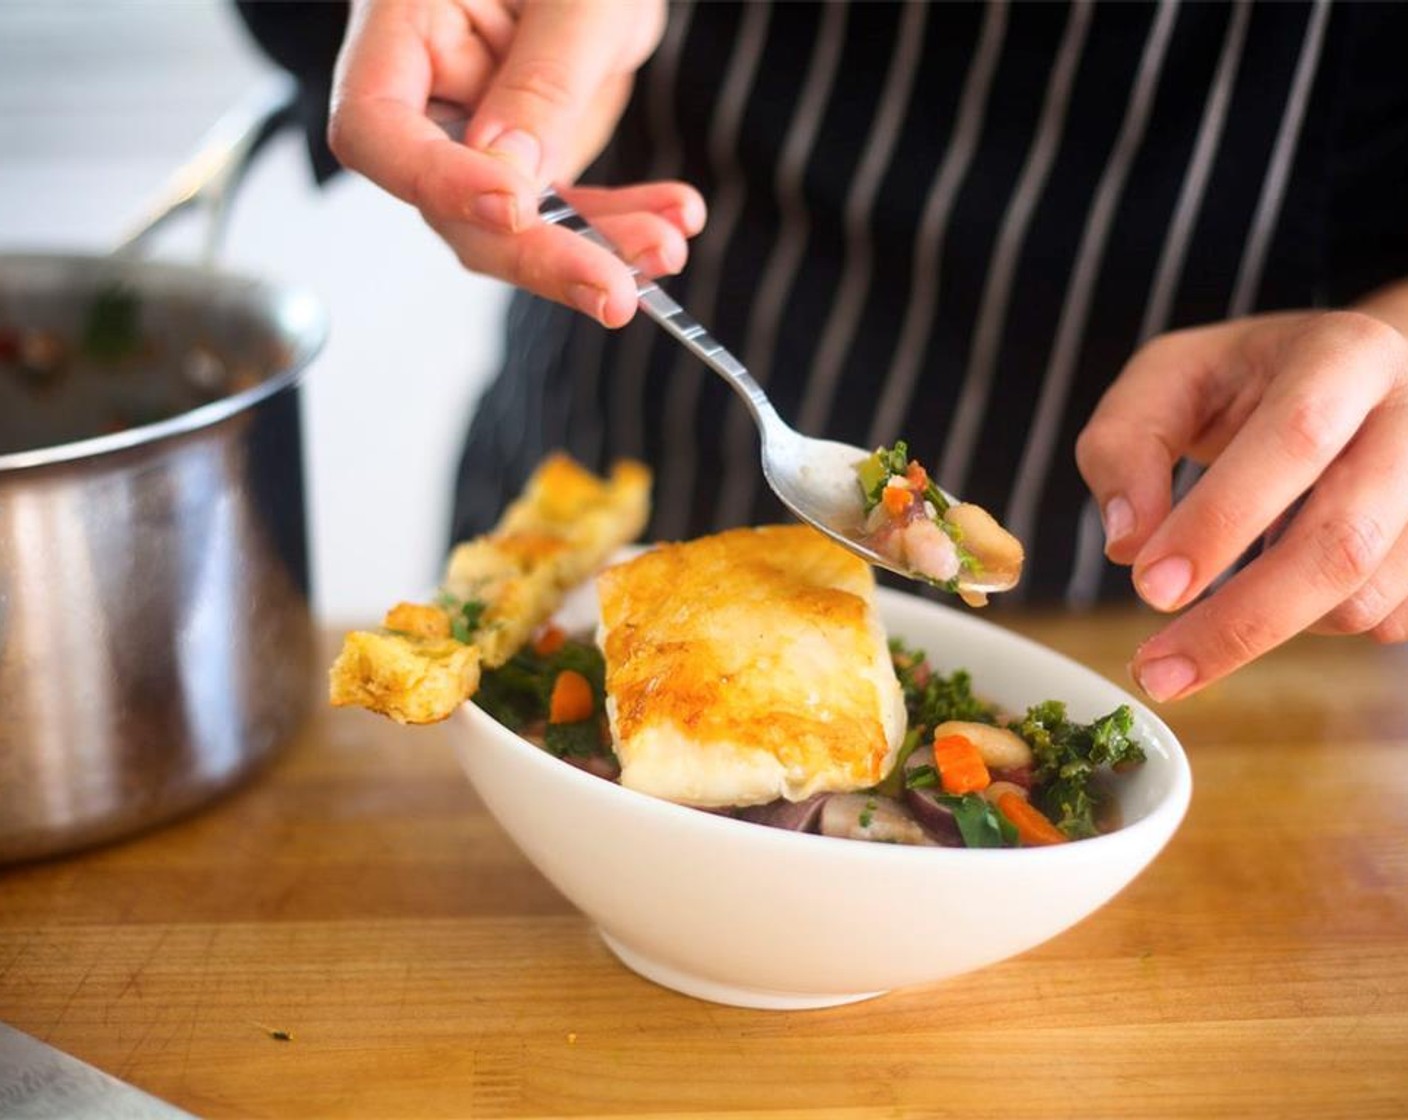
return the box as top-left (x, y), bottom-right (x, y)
top-left (563, 753), bottom-right (621, 781)
top-left (902, 744), bottom-right (963, 846)
top-left (735, 793), bottom-right (829, 833)
top-left (990, 764), bottom-right (1034, 790)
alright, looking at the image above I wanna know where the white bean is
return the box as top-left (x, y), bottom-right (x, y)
top-left (933, 720), bottom-right (1034, 770)
top-left (943, 503), bottom-right (1024, 582)
top-left (981, 780), bottom-right (1030, 805)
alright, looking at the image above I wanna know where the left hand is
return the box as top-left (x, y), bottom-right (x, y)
top-left (1075, 302), bottom-right (1408, 702)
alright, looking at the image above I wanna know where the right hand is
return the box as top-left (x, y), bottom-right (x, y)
top-left (328, 0), bottom-right (707, 327)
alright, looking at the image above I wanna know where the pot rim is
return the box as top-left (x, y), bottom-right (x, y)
top-left (0, 251), bottom-right (327, 473)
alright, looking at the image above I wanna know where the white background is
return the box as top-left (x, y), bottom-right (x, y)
top-left (0, 1), bottom-right (512, 623)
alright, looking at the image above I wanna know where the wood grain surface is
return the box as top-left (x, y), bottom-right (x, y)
top-left (3, 615), bottom-right (1407, 1119)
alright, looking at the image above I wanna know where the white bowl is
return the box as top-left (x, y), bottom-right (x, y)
top-left (451, 581), bottom-right (1192, 1010)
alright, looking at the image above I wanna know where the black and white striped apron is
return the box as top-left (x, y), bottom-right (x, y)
top-left (451, 0), bottom-right (1408, 607)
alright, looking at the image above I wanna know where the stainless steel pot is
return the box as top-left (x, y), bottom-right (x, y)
top-left (0, 82), bottom-right (328, 863)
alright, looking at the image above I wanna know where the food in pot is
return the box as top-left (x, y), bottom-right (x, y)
top-left (0, 284), bottom-right (269, 455)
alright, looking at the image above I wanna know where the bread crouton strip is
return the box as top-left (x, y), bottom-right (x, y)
top-left (328, 454), bottom-right (651, 724)
top-left (328, 631), bottom-right (481, 726)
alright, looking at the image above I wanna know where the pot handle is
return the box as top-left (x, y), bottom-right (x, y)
top-left (112, 75), bottom-right (299, 266)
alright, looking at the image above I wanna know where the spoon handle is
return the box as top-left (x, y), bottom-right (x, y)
top-left (420, 104), bottom-right (781, 434)
top-left (115, 76), bottom-right (298, 265)
top-left (537, 190), bottom-right (778, 430)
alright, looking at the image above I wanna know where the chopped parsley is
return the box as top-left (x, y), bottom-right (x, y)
top-left (904, 764), bottom-right (939, 790)
top-left (858, 799), bottom-right (877, 829)
top-left (858, 440), bottom-right (956, 520)
top-left (436, 592), bottom-right (487, 644)
top-left (857, 441), bottom-right (913, 510)
top-left (934, 520), bottom-right (978, 577)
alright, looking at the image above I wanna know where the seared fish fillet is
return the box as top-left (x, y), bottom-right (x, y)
top-left (329, 454), bottom-right (650, 724)
top-left (596, 525), bottom-right (906, 807)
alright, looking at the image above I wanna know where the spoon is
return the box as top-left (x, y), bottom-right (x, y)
top-left (533, 190), bottom-right (1021, 601)
top-left (426, 110), bottom-right (1018, 599)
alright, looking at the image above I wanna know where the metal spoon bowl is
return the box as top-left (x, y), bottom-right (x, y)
top-left (425, 106), bottom-right (1015, 596)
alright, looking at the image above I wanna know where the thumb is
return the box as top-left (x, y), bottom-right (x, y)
top-left (462, 0), bottom-right (664, 188)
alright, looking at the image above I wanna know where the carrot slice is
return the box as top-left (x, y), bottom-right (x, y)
top-left (996, 791), bottom-right (1069, 846)
top-left (532, 624), bottom-right (567, 656)
top-left (932, 734), bottom-right (990, 794)
top-left (904, 460), bottom-right (929, 489)
top-left (882, 483), bottom-right (914, 517)
top-left (549, 669), bottom-right (595, 724)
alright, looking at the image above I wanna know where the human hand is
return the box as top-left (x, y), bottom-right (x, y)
top-left (328, 0), bottom-right (706, 327)
top-left (1075, 300), bottom-right (1408, 702)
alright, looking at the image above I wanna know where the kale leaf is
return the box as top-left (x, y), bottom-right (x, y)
top-left (883, 641), bottom-right (1148, 843)
top-left (1013, 701), bottom-right (1146, 839)
top-left (890, 639), bottom-right (999, 735)
top-left (471, 652), bottom-right (542, 731)
top-left (473, 636), bottom-right (609, 753)
top-left (544, 719), bottom-right (603, 759)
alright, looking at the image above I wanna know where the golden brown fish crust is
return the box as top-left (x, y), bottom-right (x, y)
top-left (596, 525), bottom-right (906, 807)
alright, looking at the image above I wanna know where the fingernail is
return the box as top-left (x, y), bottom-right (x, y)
top-left (629, 246), bottom-right (677, 277)
top-left (1137, 555), bottom-right (1192, 611)
top-left (626, 250), bottom-right (658, 277)
top-left (665, 202), bottom-right (704, 236)
top-left (482, 128), bottom-right (540, 179)
top-left (1134, 655), bottom-right (1198, 703)
top-left (568, 282), bottom-right (607, 322)
top-left (1102, 495), bottom-right (1134, 548)
top-left (472, 191), bottom-right (519, 232)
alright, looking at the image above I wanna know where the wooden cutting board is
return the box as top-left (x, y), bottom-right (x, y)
top-left (2, 616), bottom-right (1406, 1119)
